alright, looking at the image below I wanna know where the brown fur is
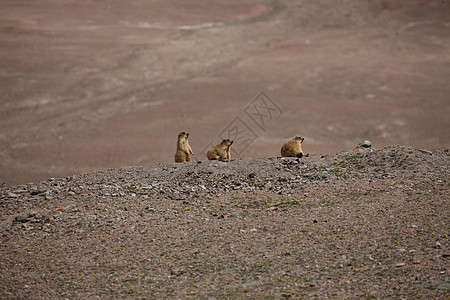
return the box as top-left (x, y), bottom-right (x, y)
top-left (174, 132), bottom-right (193, 163)
top-left (207, 139), bottom-right (233, 160)
top-left (281, 136), bottom-right (304, 158)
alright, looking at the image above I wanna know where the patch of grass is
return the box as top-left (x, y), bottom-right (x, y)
top-left (273, 199), bottom-right (302, 208)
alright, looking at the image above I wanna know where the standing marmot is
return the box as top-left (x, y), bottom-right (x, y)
top-left (281, 136), bottom-right (305, 158)
top-left (174, 132), bottom-right (193, 163)
top-left (207, 139), bottom-right (233, 160)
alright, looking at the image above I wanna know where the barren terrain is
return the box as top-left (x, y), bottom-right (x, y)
top-left (0, 0), bottom-right (449, 185)
top-left (0, 145), bottom-right (448, 298)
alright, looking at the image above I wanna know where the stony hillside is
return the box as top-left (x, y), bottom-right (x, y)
top-left (1, 146), bottom-right (449, 298)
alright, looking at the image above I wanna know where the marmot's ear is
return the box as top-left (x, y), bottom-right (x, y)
top-left (301, 137), bottom-right (304, 142)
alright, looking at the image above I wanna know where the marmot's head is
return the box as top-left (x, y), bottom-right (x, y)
top-left (221, 139), bottom-right (233, 147)
top-left (178, 132), bottom-right (189, 140)
top-left (293, 136), bottom-right (304, 143)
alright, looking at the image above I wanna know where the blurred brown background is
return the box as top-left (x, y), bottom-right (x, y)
top-left (1, 0), bottom-right (449, 186)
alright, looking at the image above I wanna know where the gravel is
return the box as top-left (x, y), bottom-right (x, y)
top-left (0, 145), bottom-right (448, 298)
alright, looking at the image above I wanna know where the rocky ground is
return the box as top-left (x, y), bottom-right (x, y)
top-left (0, 145), bottom-right (448, 298)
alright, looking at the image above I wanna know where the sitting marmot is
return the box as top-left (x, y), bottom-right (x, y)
top-left (281, 136), bottom-right (305, 158)
top-left (207, 139), bottom-right (233, 160)
top-left (174, 132), bottom-right (193, 163)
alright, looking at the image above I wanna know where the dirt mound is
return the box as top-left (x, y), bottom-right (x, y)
top-left (1, 146), bottom-right (448, 298)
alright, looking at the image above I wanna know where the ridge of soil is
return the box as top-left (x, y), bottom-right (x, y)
top-left (1, 145), bottom-right (448, 298)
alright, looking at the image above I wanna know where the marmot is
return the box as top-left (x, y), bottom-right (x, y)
top-left (281, 136), bottom-right (305, 158)
top-left (207, 139), bottom-right (233, 160)
top-left (174, 132), bottom-right (193, 163)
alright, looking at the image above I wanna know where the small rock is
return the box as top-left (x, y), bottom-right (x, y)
top-left (170, 268), bottom-right (185, 276)
top-left (30, 189), bottom-right (46, 195)
top-left (356, 140), bottom-right (372, 148)
top-left (168, 193), bottom-right (184, 200)
top-left (7, 192), bottom-right (19, 198)
top-left (65, 204), bottom-right (77, 212)
top-left (395, 262), bottom-right (406, 267)
top-left (15, 215), bottom-right (30, 223)
top-left (22, 223), bottom-right (34, 231)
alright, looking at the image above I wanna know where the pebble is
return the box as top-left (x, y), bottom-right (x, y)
top-left (170, 268), bottom-right (185, 276)
top-left (15, 215), bottom-right (30, 223)
top-left (30, 189), bottom-right (46, 195)
top-left (7, 192), bottom-right (19, 198)
top-left (356, 140), bottom-right (372, 148)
